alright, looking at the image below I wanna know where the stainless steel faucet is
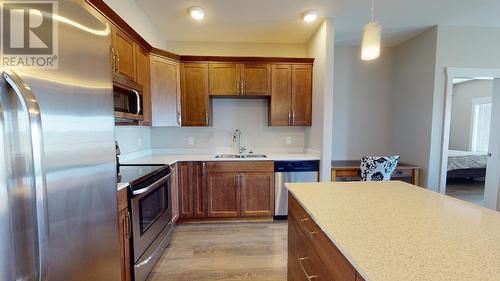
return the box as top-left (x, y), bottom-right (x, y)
top-left (233, 129), bottom-right (247, 154)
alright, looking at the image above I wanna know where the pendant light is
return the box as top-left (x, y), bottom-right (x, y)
top-left (361, 0), bottom-right (381, 61)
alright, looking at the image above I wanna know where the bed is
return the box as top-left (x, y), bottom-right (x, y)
top-left (447, 150), bottom-right (487, 179)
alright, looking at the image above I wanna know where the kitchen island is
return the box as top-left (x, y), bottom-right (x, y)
top-left (286, 181), bottom-right (500, 281)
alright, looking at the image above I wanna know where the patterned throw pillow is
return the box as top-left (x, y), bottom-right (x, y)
top-left (360, 156), bottom-right (400, 181)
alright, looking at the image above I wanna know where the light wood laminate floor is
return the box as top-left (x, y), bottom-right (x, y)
top-left (147, 222), bottom-right (287, 281)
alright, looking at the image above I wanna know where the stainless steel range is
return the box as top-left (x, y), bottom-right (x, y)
top-left (118, 164), bottom-right (174, 281)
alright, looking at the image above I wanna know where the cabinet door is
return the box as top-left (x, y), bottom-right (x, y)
top-left (209, 63), bottom-right (241, 96)
top-left (193, 162), bottom-right (207, 217)
top-left (118, 209), bottom-right (131, 281)
top-left (150, 55), bottom-right (181, 126)
top-left (179, 162), bottom-right (194, 217)
top-left (291, 65), bottom-right (312, 126)
top-left (241, 64), bottom-right (271, 96)
top-left (206, 172), bottom-right (240, 217)
top-left (270, 64), bottom-right (292, 126)
top-left (180, 63), bottom-right (210, 126)
top-left (240, 172), bottom-right (274, 217)
top-left (135, 46), bottom-right (151, 126)
top-left (112, 26), bottom-right (136, 81)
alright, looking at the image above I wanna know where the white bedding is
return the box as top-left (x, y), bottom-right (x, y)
top-left (448, 150), bottom-right (487, 171)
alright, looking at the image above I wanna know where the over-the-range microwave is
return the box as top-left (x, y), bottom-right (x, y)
top-left (113, 78), bottom-right (144, 124)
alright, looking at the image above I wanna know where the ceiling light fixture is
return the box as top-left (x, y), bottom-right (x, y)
top-left (302, 10), bottom-right (319, 23)
top-left (188, 6), bottom-right (205, 20)
top-left (361, 0), bottom-right (381, 61)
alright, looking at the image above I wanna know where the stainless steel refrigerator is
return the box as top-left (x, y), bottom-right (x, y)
top-left (0, 1), bottom-right (121, 280)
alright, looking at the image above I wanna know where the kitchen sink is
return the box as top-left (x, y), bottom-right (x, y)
top-left (214, 154), bottom-right (267, 159)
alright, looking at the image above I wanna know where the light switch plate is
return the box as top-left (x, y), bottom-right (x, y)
top-left (188, 136), bottom-right (194, 145)
top-left (286, 136), bottom-right (292, 145)
top-left (137, 138), bottom-right (143, 148)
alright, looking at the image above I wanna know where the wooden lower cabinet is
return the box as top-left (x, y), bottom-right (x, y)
top-left (179, 161), bottom-right (274, 220)
top-left (240, 172), bottom-right (274, 217)
top-left (206, 172), bottom-right (240, 217)
top-left (178, 162), bottom-right (206, 218)
top-left (117, 188), bottom-right (131, 281)
top-left (288, 193), bottom-right (364, 281)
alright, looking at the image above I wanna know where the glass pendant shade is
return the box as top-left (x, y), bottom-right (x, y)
top-left (361, 21), bottom-right (381, 61)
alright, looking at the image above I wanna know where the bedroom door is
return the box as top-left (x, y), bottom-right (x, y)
top-left (483, 78), bottom-right (500, 211)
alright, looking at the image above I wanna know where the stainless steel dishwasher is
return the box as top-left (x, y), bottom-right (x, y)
top-left (274, 160), bottom-right (320, 219)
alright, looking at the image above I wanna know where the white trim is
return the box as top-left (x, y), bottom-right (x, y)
top-left (439, 68), bottom-right (500, 194)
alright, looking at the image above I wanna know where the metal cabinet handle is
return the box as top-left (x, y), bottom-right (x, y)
top-left (202, 162), bottom-right (206, 177)
top-left (177, 111), bottom-right (181, 126)
top-left (205, 111), bottom-right (209, 125)
top-left (240, 80), bottom-right (244, 94)
top-left (111, 47), bottom-right (116, 72)
top-left (298, 257), bottom-right (318, 281)
top-left (133, 90), bottom-right (141, 115)
top-left (288, 112), bottom-right (291, 126)
top-left (237, 81), bottom-right (240, 95)
top-left (237, 173), bottom-right (242, 187)
top-left (292, 112), bottom-right (295, 125)
top-left (116, 50), bottom-right (120, 73)
top-left (300, 218), bottom-right (318, 239)
top-left (125, 211), bottom-right (132, 239)
top-left (3, 70), bottom-right (49, 281)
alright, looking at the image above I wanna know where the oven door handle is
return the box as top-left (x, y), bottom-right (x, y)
top-left (132, 174), bottom-right (170, 196)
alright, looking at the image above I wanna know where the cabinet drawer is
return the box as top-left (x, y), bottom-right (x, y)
top-left (206, 161), bottom-right (274, 173)
top-left (289, 193), bottom-right (356, 281)
top-left (392, 168), bottom-right (413, 178)
top-left (335, 169), bottom-right (360, 178)
top-left (289, 214), bottom-right (333, 281)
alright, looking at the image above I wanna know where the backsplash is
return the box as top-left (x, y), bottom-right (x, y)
top-left (151, 99), bottom-right (307, 153)
top-left (116, 99), bottom-right (308, 155)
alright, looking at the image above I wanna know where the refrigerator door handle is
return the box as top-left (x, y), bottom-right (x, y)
top-left (3, 70), bottom-right (50, 281)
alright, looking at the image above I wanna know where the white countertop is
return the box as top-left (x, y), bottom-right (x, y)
top-left (117, 182), bottom-right (129, 191)
top-left (287, 181), bottom-right (500, 281)
top-left (120, 152), bottom-right (320, 166)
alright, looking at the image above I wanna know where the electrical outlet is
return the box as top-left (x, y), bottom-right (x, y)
top-left (188, 136), bottom-right (194, 145)
top-left (137, 138), bottom-right (143, 148)
top-left (286, 136), bottom-right (292, 145)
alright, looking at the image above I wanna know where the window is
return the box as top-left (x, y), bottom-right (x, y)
top-left (470, 97), bottom-right (492, 152)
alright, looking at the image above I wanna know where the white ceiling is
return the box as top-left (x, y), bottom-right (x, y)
top-left (134, 0), bottom-right (500, 46)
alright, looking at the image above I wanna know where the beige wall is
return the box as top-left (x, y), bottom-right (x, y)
top-left (165, 41), bottom-right (307, 57)
top-left (332, 46), bottom-right (396, 160)
top-left (392, 27), bottom-right (438, 189)
top-left (305, 19), bottom-right (335, 181)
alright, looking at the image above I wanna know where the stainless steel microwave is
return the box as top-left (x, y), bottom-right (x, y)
top-left (113, 80), bottom-right (144, 123)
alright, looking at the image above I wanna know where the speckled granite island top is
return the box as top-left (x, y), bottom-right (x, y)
top-left (286, 181), bottom-right (500, 281)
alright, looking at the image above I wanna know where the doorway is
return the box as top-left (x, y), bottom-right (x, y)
top-left (440, 68), bottom-right (500, 210)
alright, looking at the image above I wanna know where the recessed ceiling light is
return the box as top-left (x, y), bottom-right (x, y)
top-left (302, 10), bottom-right (319, 23)
top-left (188, 6), bottom-right (205, 20)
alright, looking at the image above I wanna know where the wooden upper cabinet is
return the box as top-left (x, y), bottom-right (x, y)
top-left (291, 64), bottom-right (312, 126)
top-left (209, 63), bottom-right (241, 96)
top-left (135, 46), bottom-right (151, 126)
top-left (150, 55), bottom-right (181, 126)
top-left (208, 63), bottom-right (271, 96)
top-left (240, 172), bottom-right (274, 217)
top-left (241, 64), bottom-right (271, 96)
top-left (180, 63), bottom-right (210, 126)
top-left (270, 64), bottom-right (312, 126)
top-left (270, 64), bottom-right (292, 126)
top-left (111, 26), bottom-right (136, 81)
top-left (206, 172), bottom-right (240, 217)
